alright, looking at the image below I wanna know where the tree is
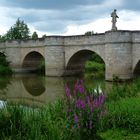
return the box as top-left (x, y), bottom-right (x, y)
top-left (0, 52), bottom-right (12, 75)
top-left (42, 34), bottom-right (47, 39)
top-left (0, 35), bottom-right (4, 42)
top-left (32, 31), bottom-right (38, 39)
top-left (85, 31), bottom-right (94, 36)
top-left (4, 18), bottom-right (30, 40)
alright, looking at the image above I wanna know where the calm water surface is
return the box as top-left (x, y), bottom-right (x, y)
top-left (0, 74), bottom-right (105, 107)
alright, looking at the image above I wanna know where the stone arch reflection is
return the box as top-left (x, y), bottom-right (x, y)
top-left (22, 75), bottom-right (46, 96)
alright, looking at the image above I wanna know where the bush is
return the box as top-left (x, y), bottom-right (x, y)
top-left (0, 52), bottom-right (12, 75)
top-left (84, 61), bottom-right (105, 78)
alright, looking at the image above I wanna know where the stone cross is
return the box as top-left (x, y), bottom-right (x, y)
top-left (111, 9), bottom-right (119, 31)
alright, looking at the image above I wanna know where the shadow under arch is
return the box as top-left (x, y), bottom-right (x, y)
top-left (22, 75), bottom-right (46, 96)
top-left (22, 51), bottom-right (45, 74)
top-left (133, 60), bottom-right (140, 77)
top-left (65, 49), bottom-right (105, 76)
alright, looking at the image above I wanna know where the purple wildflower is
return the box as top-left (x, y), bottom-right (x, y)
top-left (86, 95), bottom-right (91, 106)
top-left (65, 84), bottom-right (71, 98)
top-left (74, 80), bottom-right (85, 94)
top-left (100, 94), bottom-right (105, 104)
top-left (93, 95), bottom-right (106, 108)
top-left (74, 114), bottom-right (78, 124)
top-left (93, 98), bottom-right (99, 108)
top-left (86, 95), bottom-right (94, 112)
top-left (76, 98), bottom-right (86, 109)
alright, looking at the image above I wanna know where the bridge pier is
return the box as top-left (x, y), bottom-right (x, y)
top-left (45, 45), bottom-right (65, 76)
top-left (105, 31), bottom-right (133, 81)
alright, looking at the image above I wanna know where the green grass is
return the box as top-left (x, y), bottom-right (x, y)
top-left (106, 78), bottom-right (140, 102)
top-left (102, 97), bottom-right (140, 132)
top-left (100, 129), bottom-right (140, 140)
top-left (0, 97), bottom-right (140, 140)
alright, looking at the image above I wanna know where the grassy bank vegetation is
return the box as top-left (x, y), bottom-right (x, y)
top-left (0, 78), bottom-right (140, 140)
top-left (98, 78), bottom-right (140, 139)
top-left (84, 53), bottom-right (105, 78)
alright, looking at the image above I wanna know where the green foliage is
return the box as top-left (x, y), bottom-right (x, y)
top-left (98, 78), bottom-right (140, 137)
top-left (100, 129), bottom-right (140, 140)
top-left (0, 35), bottom-right (5, 42)
top-left (106, 78), bottom-right (140, 102)
top-left (42, 34), bottom-right (47, 38)
top-left (0, 52), bottom-right (10, 66)
top-left (84, 54), bottom-right (105, 78)
top-left (112, 74), bottom-right (120, 82)
top-left (32, 31), bottom-right (38, 40)
top-left (85, 61), bottom-right (105, 73)
top-left (99, 97), bottom-right (140, 133)
top-left (0, 100), bottom-right (67, 140)
top-left (89, 54), bottom-right (104, 63)
top-left (85, 31), bottom-right (94, 36)
top-left (4, 18), bottom-right (30, 40)
top-left (36, 60), bottom-right (45, 74)
top-left (0, 52), bottom-right (12, 75)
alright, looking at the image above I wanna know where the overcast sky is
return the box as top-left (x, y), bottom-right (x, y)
top-left (0, 0), bottom-right (140, 36)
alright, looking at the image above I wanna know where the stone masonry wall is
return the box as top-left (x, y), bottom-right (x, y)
top-left (0, 30), bottom-right (140, 80)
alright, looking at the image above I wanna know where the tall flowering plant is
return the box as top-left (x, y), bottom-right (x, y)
top-left (65, 80), bottom-right (107, 139)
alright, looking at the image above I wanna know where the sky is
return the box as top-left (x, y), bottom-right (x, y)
top-left (0, 0), bottom-right (140, 37)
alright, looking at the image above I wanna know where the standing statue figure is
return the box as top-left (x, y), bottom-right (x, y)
top-left (111, 9), bottom-right (119, 31)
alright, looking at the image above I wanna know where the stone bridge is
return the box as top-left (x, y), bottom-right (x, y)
top-left (0, 30), bottom-right (140, 81)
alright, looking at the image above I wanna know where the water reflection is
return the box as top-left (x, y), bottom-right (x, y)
top-left (0, 74), bottom-right (106, 107)
top-left (22, 75), bottom-right (46, 96)
top-left (0, 76), bottom-right (11, 96)
top-left (0, 74), bottom-right (65, 107)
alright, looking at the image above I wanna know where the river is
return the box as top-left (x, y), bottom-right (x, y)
top-left (0, 74), bottom-right (105, 107)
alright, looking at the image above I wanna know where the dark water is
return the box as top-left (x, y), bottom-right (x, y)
top-left (0, 74), bottom-right (105, 107)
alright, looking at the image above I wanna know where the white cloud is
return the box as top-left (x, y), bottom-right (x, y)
top-left (63, 10), bottom-right (140, 35)
top-left (117, 10), bottom-right (140, 30)
top-left (63, 17), bottom-right (111, 35)
top-left (0, 2), bottom-right (140, 37)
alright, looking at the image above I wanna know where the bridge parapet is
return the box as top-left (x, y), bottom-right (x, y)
top-left (64, 34), bottom-right (105, 46)
top-left (105, 30), bottom-right (132, 43)
top-left (0, 39), bottom-right (46, 48)
top-left (132, 31), bottom-right (140, 43)
top-left (44, 36), bottom-right (64, 46)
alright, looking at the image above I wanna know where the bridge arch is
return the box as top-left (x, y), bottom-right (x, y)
top-left (133, 60), bottom-right (140, 77)
top-left (22, 51), bottom-right (45, 73)
top-left (65, 49), bottom-right (105, 76)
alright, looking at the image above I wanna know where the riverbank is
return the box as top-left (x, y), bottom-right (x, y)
top-left (0, 78), bottom-right (140, 140)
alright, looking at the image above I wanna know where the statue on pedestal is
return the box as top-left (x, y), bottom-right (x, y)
top-left (111, 9), bottom-right (119, 31)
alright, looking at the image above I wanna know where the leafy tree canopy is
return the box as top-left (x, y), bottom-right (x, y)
top-left (32, 31), bottom-right (38, 40)
top-left (42, 34), bottom-right (47, 39)
top-left (85, 31), bottom-right (94, 36)
top-left (4, 18), bottom-right (30, 40)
